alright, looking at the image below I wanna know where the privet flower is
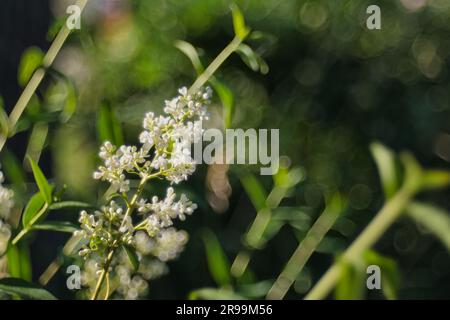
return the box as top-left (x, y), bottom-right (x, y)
top-left (0, 169), bottom-right (14, 255)
top-left (76, 87), bottom-right (211, 299)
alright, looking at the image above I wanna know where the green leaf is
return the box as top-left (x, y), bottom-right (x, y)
top-left (406, 202), bottom-right (450, 250)
top-left (236, 44), bottom-right (269, 74)
top-left (174, 40), bottom-right (204, 75)
top-left (32, 221), bottom-right (79, 233)
top-left (18, 47), bottom-right (44, 86)
top-left (0, 278), bottom-right (56, 300)
top-left (60, 81), bottom-right (78, 123)
top-left (122, 245), bottom-right (140, 271)
top-left (189, 288), bottom-right (246, 300)
top-left (6, 243), bottom-right (32, 281)
top-left (421, 170), bottom-right (450, 191)
top-left (49, 201), bottom-right (93, 210)
top-left (22, 192), bottom-right (46, 228)
top-left (1, 149), bottom-right (26, 185)
top-left (230, 3), bottom-right (250, 40)
top-left (237, 280), bottom-right (272, 298)
top-left (97, 103), bottom-right (124, 146)
top-left (0, 97), bottom-right (10, 137)
top-left (239, 172), bottom-right (267, 211)
top-left (212, 80), bottom-right (235, 129)
top-left (335, 257), bottom-right (366, 300)
top-left (315, 236), bottom-right (347, 254)
top-left (27, 155), bottom-right (53, 204)
top-left (370, 142), bottom-right (399, 199)
top-left (202, 229), bottom-right (231, 286)
top-left (363, 250), bottom-right (399, 300)
top-left (400, 152), bottom-right (423, 192)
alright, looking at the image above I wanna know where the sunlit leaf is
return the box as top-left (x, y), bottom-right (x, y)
top-left (0, 278), bottom-right (56, 300)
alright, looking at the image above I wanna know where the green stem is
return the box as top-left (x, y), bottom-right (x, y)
top-left (0, 0), bottom-right (89, 152)
top-left (304, 187), bottom-right (415, 300)
top-left (12, 202), bottom-right (49, 245)
top-left (267, 195), bottom-right (341, 300)
top-left (188, 36), bottom-right (243, 95)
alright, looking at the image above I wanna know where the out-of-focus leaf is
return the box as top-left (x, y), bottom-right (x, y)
top-left (0, 97), bottom-right (9, 137)
top-left (189, 288), bottom-right (246, 300)
top-left (18, 47), bottom-right (44, 86)
top-left (49, 201), bottom-right (93, 210)
top-left (238, 280), bottom-right (272, 298)
top-left (260, 218), bottom-right (284, 244)
top-left (25, 123), bottom-right (49, 170)
top-left (27, 155), bottom-right (52, 204)
top-left (97, 104), bottom-right (124, 146)
top-left (421, 170), bottom-right (450, 191)
top-left (406, 202), bottom-right (450, 250)
top-left (335, 257), bottom-right (365, 300)
top-left (6, 242), bottom-right (32, 281)
top-left (122, 245), bottom-right (140, 272)
top-left (174, 40), bottom-right (204, 74)
top-left (212, 80), bottom-right (234, 129)
top-left (400, 152), bottom-right (423, 192)
top-left (315, 236), bottom-right (346, 254)
top-left (236, 44), bottom-right (269, 74)
top-left (272, 206), bottom-right (312, 231)
top-left (32, 221), bottom-right (79, 233)
top-left (0, 278), bottom-right (56, 300)
top-left (1, 149), bottom-right (26, 184)
top-left (332, 217), bottom-right (357, 238)
top-left (363, 250), bottom-right (399, 300)
top-left (60, 81), bottom-right (77, 123)
top-left (239, 173), bottom-right (267, 211)
top-left (230, 3), bottom-right (250, 40)
top-left (22, 192), bottom-right (46, 228)
top-left (370, 143), bottom-right (399, 199)
top-left (202, 229), bottom-right (231, 286)
top-left (19, 243), bottom-right (32, 282)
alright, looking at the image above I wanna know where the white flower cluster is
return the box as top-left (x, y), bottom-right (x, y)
top-left (76, 87), bottom-right (210, 299)
top-left (75, 201), bottom-right (134, 258)
top-left (137, 187), bottom-right (197, 236)
top-left (93, 86), bottom-right (211, 188)
top-left (0, 169), bottom-right (13, 255)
